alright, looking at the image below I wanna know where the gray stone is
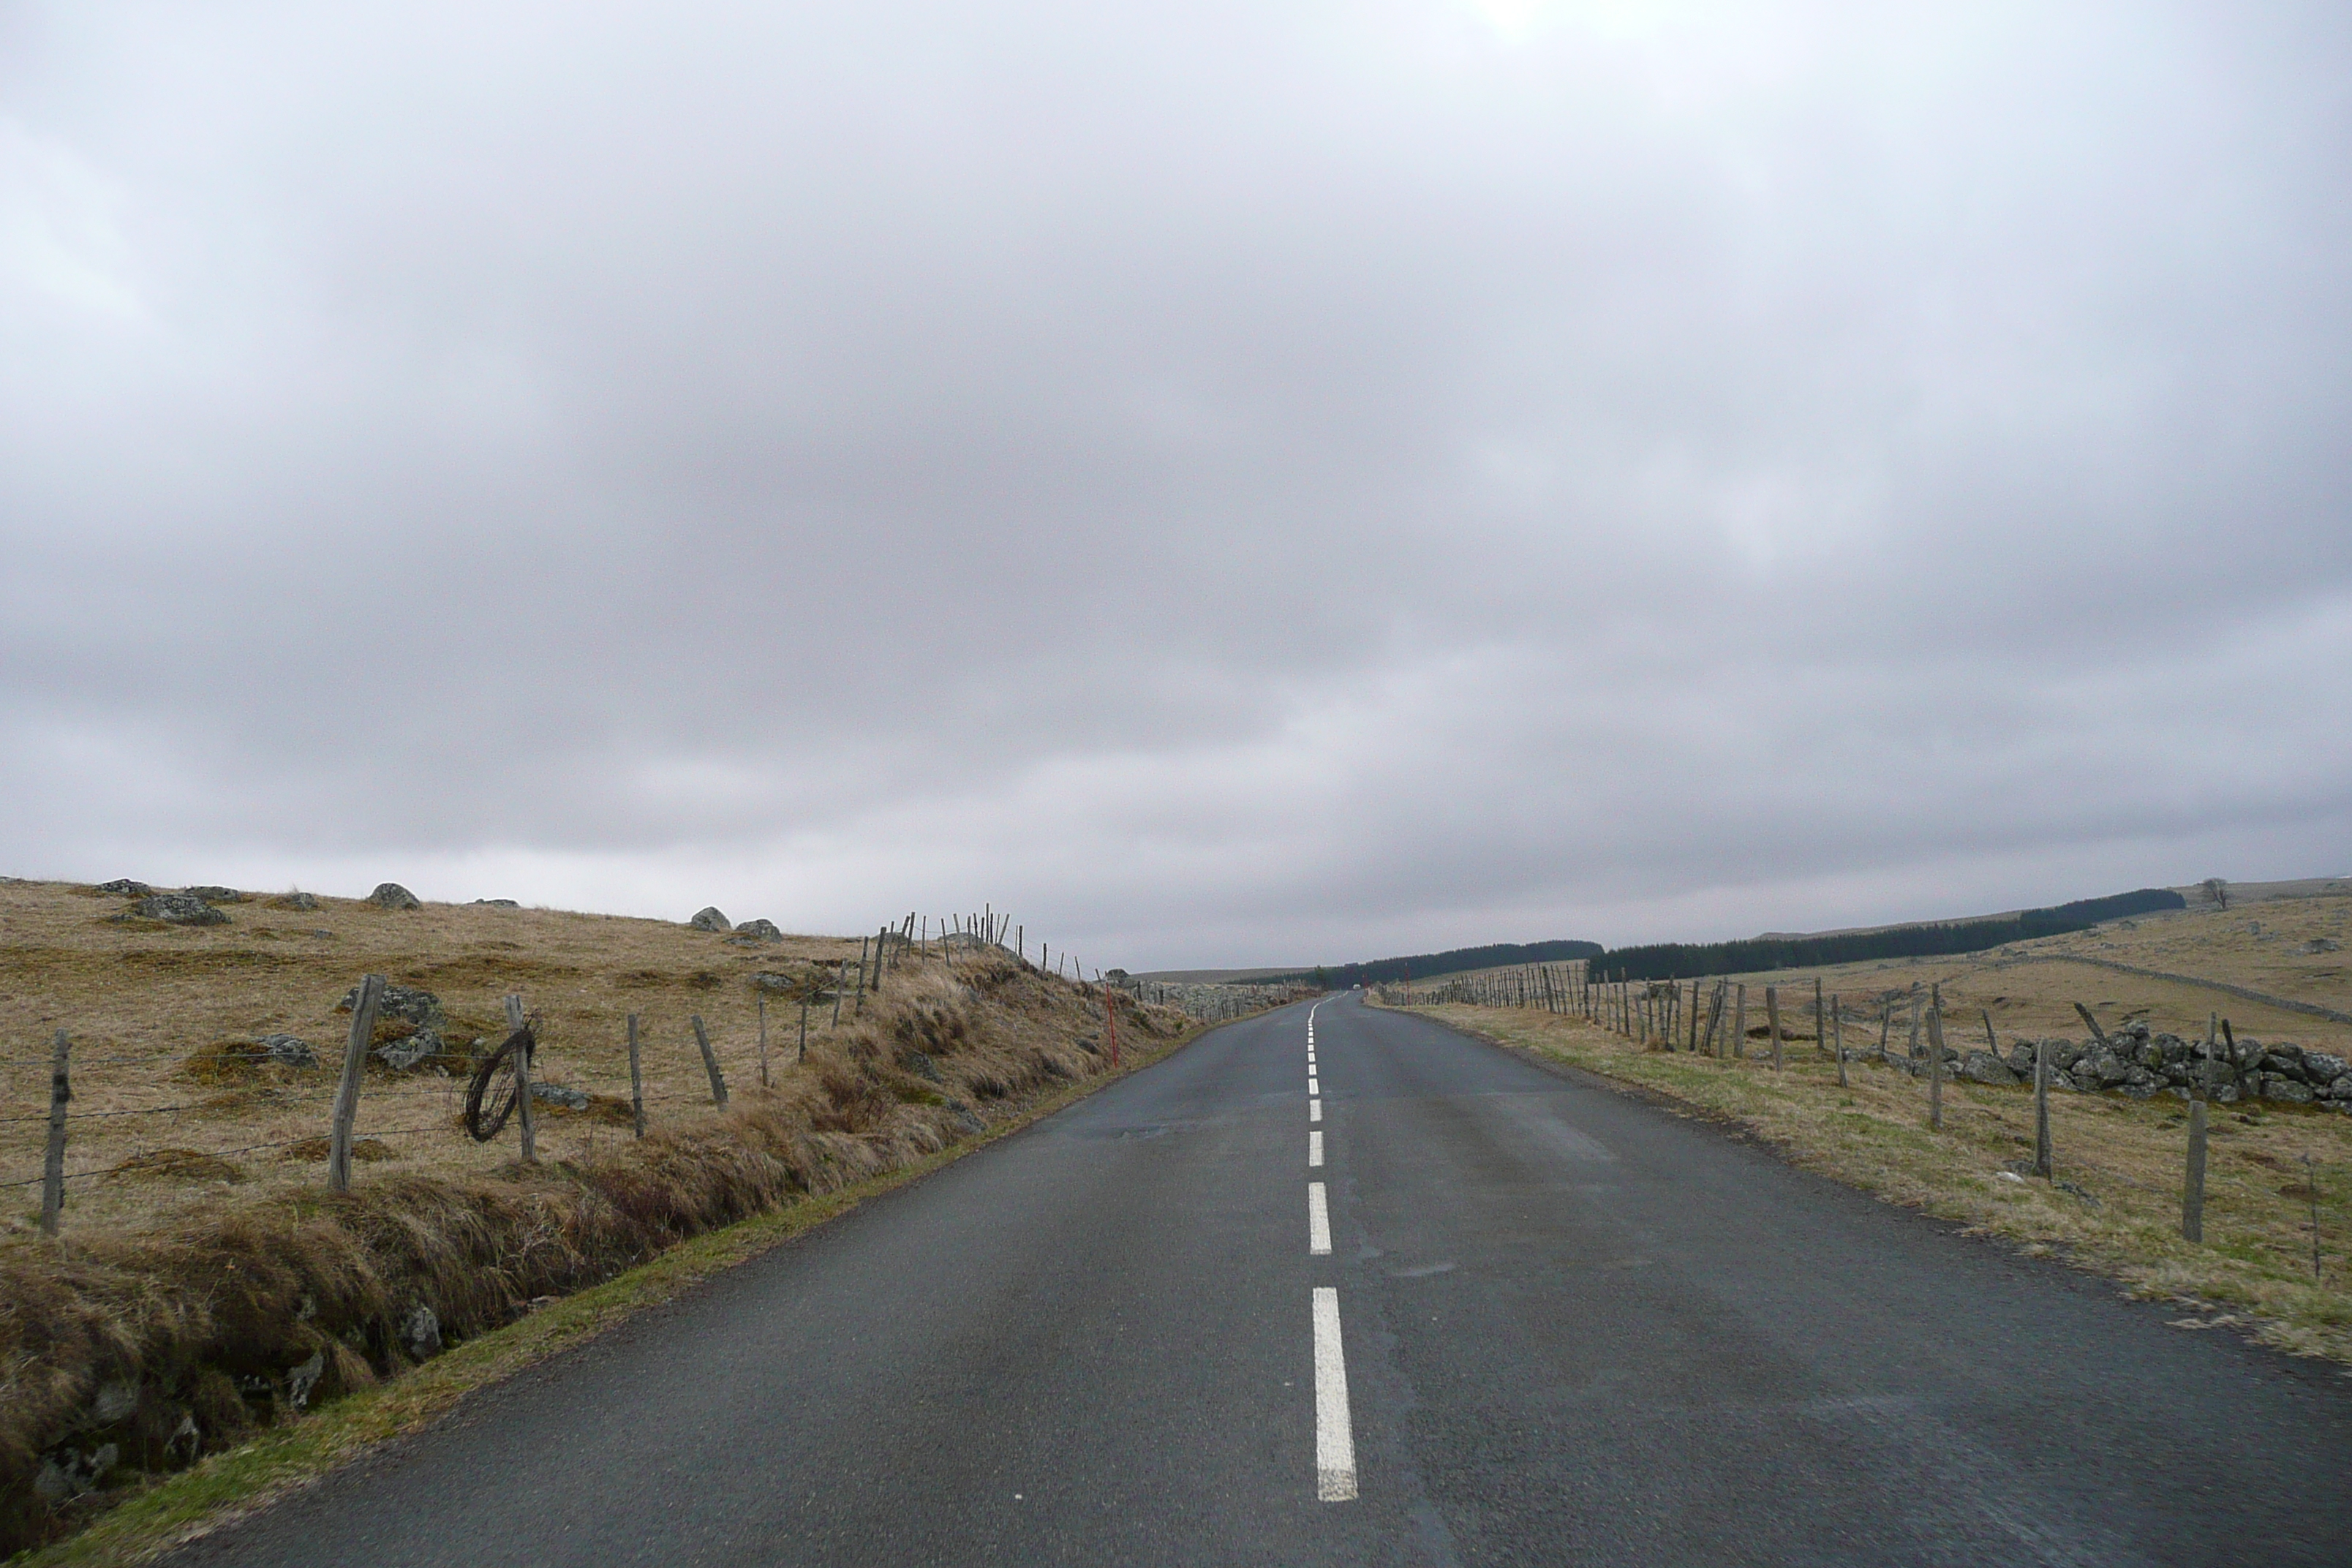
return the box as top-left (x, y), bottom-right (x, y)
top-left (688, 906), bottom-right (731, 932)
top-left (373, 1028), bottom-right (442, 1071)
top-left (2043, 1039), bottom-right (2085, 1071)
top-left (529, 1081), bottom-right (590, 1110)
top-left (367, 882), bottom-right (421, 910)
top-left (400, 1303), bottom-right (442, 1360)
top-left (2263, 1042), bottom-right (2306, 1069)
top-left (34, 1441), bottom-right (119, 1504)
top-left (472, 897), bottom-right (519, 908)
top-left (133, 892), bottom-right (230, 925)
top-left (2304, 1050), bottom-right (2349, 1083)
top-left (271, 891), bottom-right (321, 911)
top-left (733, 917), bottom-right (783, 940)
top-left (2215, 1082), bottom-right (2240, 1104)
top-left (2260, 1075), bottom-right (2315, 1104)
top-left (181, 885), bottom-right (244, 904)
top-left (2296, 937), bottom-right (2342, 954)
top-left (94, 878), bottom-right (151, 897)
top-left (897, 1049), bottom-right (942, 1082)
top-left (339, 982), bottom-right (443, 1028)
top-left (260, 1033), bottom-right (317, 1068)
top-left (285, 1349), bottom-right (326, 1409)
top-left (2080, 1049), bottom-right (2131, 1088)
top-left (1960, 1050), bottom-right (2019, 1085)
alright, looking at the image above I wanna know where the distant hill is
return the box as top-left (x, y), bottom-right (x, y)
top-left (1255, 938), bottom-right (1605, 991)
top-left (1583, 887), bottom-right (2187, 982)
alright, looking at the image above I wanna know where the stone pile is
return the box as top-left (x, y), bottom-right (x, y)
top-left (1886, 1018), bottom-right (2351, 1111)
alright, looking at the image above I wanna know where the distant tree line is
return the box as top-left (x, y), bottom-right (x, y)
top-left (1581, 888), bottom-right (2187, 983)
top-left (1277, 938), bottom-right (1605, 991)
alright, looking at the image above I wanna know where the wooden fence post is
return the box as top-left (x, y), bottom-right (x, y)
top-left (1980, 1008), bottom-right (1999, 1056)
top-left (1733, 984), bottom-right (1746, 1060)
top-left (2032, 1036), bottom-right (2052, 1177)
top-left (1832, 995), bottom-right (1847, 1088)
top-left (854, 938), bottom-right (871, 1015)
top-left (799, 994), bottom-right (810, 1063)
top-left (39, 1029), bottom-right (70, 1235)
top-left (1926, 984), bottom-right (1945, 1130)
top-left (832, 960), bottom-right (847, 1028)
top-left (506, 995), bottom-right (535, 1162)
top-left (627, 1013), bottom-right (646, 1137)
top-left (1812, 977), bottom-right (1824, 1059)
top-left (691, 1014), bottom-right (728, 1106)
top-left (2182, 1098), bottom-right (2207, 1243)
top-left (758, 996), bottom-right (770, 1089)
top-left (329, 975), bottom-right (384, 1194)
top-left (1766, 987), bottom-right (1783, 1071)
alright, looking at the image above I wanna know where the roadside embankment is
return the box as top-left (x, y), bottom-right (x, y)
top-left (0, 883), bottom-right (1265, 1559)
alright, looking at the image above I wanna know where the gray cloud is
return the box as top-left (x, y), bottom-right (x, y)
top-left (3, 1), bottom-right (2347, 967)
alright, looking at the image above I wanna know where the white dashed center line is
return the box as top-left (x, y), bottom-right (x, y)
top-left (1310, 1099), bottom-right (1322, 1123)
top-left (1308, 1128), bottom-right (1324, 1167)
top-left (1308, 1180), bottom-right (1332, 1254)
top-left (1311, 1287), bottom-right (1358, 1501)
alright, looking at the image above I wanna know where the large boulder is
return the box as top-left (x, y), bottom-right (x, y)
top-left (268, 891), bottom-right (321, 911)
top-left (181, 885), bottom-right (245, 904)
top-left (2303, 1049), bottom-right (2348, 1085)
top-left (132, 892), bottom-right (229, 926)
top-left (2260, 1074), bottom-right (2315, 1104)
top-left (688, 906), bottom-right (731, 932)
top-left (2077, 1047), bottom-right (2130, 1088)
top-left (733, 917), bottom-right (783, 940)
top-left (368, 882), bottom-right (421, 910)
top-left (400, 1304), bottom-right (442, 1361)
top-left (94, 878), bottom-right (151, 897)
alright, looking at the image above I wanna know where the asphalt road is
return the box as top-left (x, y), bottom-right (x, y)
top-left (171, 992), bottom-right (2352, 1566)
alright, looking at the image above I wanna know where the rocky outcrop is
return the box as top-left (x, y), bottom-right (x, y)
top-left (94, 879), bottom-right (151, 897)
top-left (258, 1035), bottom-right (316, 1069)
top-left (268, 892), bottom-right (320, 911)
top-left (181, 886), bottom-right (244, 904)
top-left (688, 906), bottom-right (731, 932)
top-left (732, 918), bottom-right (783, 941)
top-left (367, 883), bottom-right (421, 910)
top-left (2009, 1020), bottom-right (2352, 1109)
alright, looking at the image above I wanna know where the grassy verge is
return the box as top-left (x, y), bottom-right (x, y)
top-left (1390, 1001), bottom-right (2352, 1368)
top-left (12, 1023), bottom-right (1212, 1568)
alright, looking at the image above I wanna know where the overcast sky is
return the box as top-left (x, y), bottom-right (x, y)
top-left (3, 1), bottom-right (2346, 970)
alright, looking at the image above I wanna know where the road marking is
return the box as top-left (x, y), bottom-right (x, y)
top-left (1310, 1099), bottom-right (1322, 1123)
top-left (1311, 1287), bottom-right (1357, 1501)
top-left (1308, 1181), bottom-right (1331, 1254)
top-left (1308, 1075), bottom-right (1319, 1094)
top-left (1309, 1129), bottom-right (1323, 1167)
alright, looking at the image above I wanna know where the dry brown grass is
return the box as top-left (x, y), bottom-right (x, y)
top-left (0, 878), bottom-right (1204, 1556)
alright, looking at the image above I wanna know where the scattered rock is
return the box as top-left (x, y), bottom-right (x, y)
top-left (401, 1304), bottom-right (442, 1360)
top-left (268, 891), bottom-right (321, 911)
top-left (897, 1049), bottom-right (943, 1082)
top-left (181, 885), bottom-right (245, 904)
top-left (285, 1350), bottom-right (326, 1410)
top-left (733, 917), bottom-right (783, 940)
top-left (337, 983), bottom-right (444, 1028)
top-left (373, 1028), bottom-right (442, 1071)
top-left (368, 882), bottom-right (421, 910)
top-left (132, 892), bottom-right (230, 926)
top-left (94, 878), bottom-right (151, 897)
top-left (688, 906), bottom-right (731, 932)
top-left (35, 1441), bottom-right (120, 1504)
top-left (2259, 1076), bottom-right (2315, 1104)
top-left (529, 1082), bottom-right (590, 1111)
top-left (260, 1033), bottom-right (317, 1068)
top-left (2296, 937), bottom-right (2342, 954)
top-left (2304, 1050), bottom-right (2348, 1083)
top-left (1960, 1050), bottom-right (2019, 1085)
top-left (472, 898), bottom-right (519, 907)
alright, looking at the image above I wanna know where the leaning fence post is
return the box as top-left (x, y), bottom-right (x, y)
top-left (2032, 1036), bottom-right (2052, 1177)
top-left (1926, 984), bottom-right (1945, 1130)
top-left (627, 1012), bottom-right (647, 1137)
top-left (1765, 987), bottom-right (1783, 1071)
top-left (691, 1014), bottom-right (728, 1106)
top-left (505, 995), bottom-right (535, 1162)
top-left (2182, 1098), bottom-right (2208, 1243)
top-left (329, 975), bottom-right (385, 1194)
top-left (39, 1029), bottom-right (70, 1235)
